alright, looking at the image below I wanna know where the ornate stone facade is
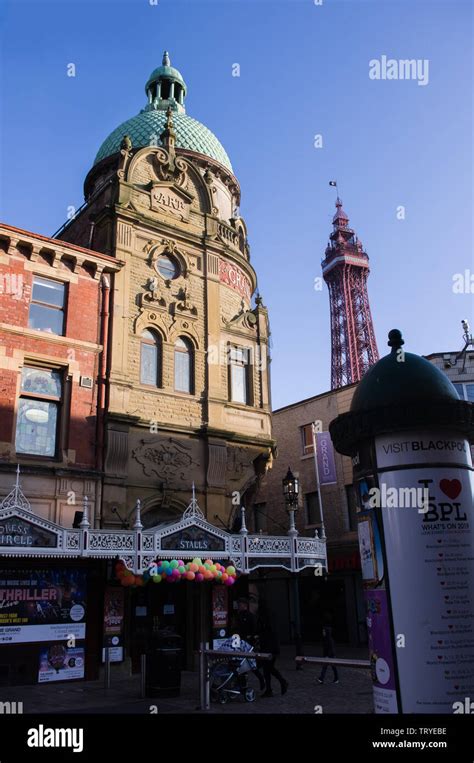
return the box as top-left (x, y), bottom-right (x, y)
top-left (58, 57), bottom-right (274, 529)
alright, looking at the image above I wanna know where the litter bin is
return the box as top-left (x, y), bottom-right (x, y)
top-left (145, 634), bottom-right (182, 698)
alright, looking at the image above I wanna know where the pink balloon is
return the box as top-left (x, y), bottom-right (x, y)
top-left (224, 577), bottom-right (235, 586)
top-left (195, 573), bottom-right (204, 582)
top-left (172, 568), bottom-right (180, 578)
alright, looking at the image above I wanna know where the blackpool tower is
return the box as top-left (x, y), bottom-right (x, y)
top-left (322, 198), bottom-right (379, 389)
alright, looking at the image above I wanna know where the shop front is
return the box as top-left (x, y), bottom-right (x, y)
top-left (0, 475), bottom-right (327, 686)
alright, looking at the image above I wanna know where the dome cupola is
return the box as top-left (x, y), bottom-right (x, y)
top-left (93, 51), bottom-right (232, 172)
top-left (144, 51), bottom-right (187, 114)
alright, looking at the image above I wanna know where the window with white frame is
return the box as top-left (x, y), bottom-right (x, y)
top-left (28, 276), bottom-right (66, 335)
top-left (229, 346), bottom-right (250, 404)
top-left (140, 329), bottom-right (161, 386)
top-left (174, 337), bottom-right (193, 393)
top-left (301, 424), bottom-right (314, 455)
top-left (15, 367), bottom-right (62, 457)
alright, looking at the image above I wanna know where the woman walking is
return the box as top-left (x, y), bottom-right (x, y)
top-left (257, 602), bottom-right (289, 697)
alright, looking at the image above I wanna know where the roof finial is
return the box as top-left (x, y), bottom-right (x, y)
top-left (239, 505), bottom-right (248, 536)
top-left (387, 329), bottom-right (404, 352)
top-left (163, 50), bottom-right (171, 66)
top-left (79, 495), bottom-right (91, 529)
top-left (133, 498), bottom-right (143, 531)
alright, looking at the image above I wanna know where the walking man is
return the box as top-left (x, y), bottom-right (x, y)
top-left (317, 612), bottom-right (339, 684)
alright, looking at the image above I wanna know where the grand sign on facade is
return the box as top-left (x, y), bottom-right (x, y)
top-left (219, 260), bottom-right (251, 301)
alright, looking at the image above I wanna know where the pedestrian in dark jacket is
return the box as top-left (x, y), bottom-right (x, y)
top-left (257, 602), bottom-right (288, 697)
top-left (317, 613), bottom-right (339, 684)
top-left (232, 597), bottom-right (265, 691)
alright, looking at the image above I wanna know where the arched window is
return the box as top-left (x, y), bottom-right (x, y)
top-left (238, 229), bottom-right (245, 255)
top-left (174, 337), bottom-right (193, 394)
top-left (140, 329), bottom-right (160, 386)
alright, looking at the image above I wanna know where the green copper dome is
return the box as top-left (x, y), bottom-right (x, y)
top-left (95, 111), bottom-right (232, 170)
top-left (94, 51), bottom-right (232, 172)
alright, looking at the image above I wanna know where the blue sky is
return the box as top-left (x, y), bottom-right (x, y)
top-left (0, 0), bottom-right (472, 409)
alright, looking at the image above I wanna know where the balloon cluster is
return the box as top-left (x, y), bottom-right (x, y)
top-left (115, 561), bottom-right (145, 588)
top-left (115, 559), bottom-right (237, 587)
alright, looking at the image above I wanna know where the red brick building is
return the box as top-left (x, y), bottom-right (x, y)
top-left (0, 223), bottom-right (123, 525)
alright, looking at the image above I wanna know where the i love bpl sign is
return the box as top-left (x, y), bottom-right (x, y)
top-left (375, 432), bottom-right (474, 714)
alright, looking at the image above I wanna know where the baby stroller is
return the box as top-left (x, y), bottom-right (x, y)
top-left (210, 637), bottom-right (257, 704)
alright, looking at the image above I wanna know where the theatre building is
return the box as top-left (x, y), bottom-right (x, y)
top-left (0, 54), bottom-right (326, 686)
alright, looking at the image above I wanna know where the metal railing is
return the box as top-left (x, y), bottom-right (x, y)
top-left (197, 646), bottom-right (273, 710)
top-left (295, 655), bottom-right (370, 669)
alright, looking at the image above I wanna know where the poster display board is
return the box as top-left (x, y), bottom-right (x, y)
top-left (102, 587), bottom-right (124, 663)
top-left (0, 568), bottom-right (87, 644)
top-left (38, 645), bottom-right (85, 683)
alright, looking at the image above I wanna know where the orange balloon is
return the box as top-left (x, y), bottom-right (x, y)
top-left (189, 563), bottom-right (198, 573)
top-left (204, 570), bottom-right (213, 580)
top-left (198, 566), bottom-right (206, 575)
top-left (186, 571), bottom-right (195, 580)
top-left (221, 573), bottom-right (228, 581)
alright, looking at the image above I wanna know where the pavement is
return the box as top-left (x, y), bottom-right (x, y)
top-left (1, 646), bottom-right (374, 715)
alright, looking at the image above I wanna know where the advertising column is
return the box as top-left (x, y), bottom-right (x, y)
top-left (375, 431), bottom-right (474, 713)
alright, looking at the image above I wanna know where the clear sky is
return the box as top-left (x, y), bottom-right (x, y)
top-left (0, 0), bottom-right (472, 409)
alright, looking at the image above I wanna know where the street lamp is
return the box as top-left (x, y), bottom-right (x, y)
top-left (282, 467), bottom-right (303, 666)
top-left (282, 467), bottom-right (299, 536)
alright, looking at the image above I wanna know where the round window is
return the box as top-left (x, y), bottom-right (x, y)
top-left (156, 254), bottom-right (180, 280)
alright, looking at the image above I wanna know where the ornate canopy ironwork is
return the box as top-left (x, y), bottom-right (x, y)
top-left (0, 475), bottom-right (327, 575)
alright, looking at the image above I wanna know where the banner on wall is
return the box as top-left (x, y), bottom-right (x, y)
top-left (102, 587), bottom-right (124, 663)
top-left (212, 585), bottom-right (228, 629)
top-left (0, 569), bottom-right (87, 644)
top-left (316, 432), bottom-right (337, 485)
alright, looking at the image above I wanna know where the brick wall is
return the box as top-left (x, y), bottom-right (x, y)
top-left (256, 385), bottom-right (358, 546)
top-left (0, 228), bottom-right (119, 470)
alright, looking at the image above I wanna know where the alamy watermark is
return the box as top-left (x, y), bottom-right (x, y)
top-left (367, 485), bottom-right (430, 513)
top-left (369, 56), bottom-right (429, 87)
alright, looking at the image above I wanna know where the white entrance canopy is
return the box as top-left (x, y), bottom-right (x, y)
top-left (0, 473), bottom-right (327, 575)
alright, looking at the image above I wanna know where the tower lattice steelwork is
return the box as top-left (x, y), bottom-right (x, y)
top-left (322, 198), bottom-right (379, 389)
